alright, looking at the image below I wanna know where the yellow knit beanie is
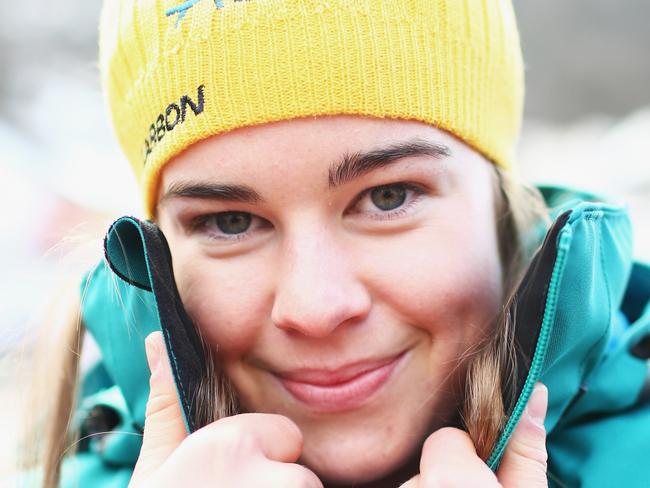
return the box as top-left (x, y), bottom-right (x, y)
top-left (99, 0), bottom-right (524, 217)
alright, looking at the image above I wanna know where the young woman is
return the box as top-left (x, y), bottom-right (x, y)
top-left (137, 115), bottom-right (543, 487)
top-left (28, 1), bottom-right (650, 487)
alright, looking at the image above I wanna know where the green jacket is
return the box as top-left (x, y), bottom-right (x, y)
top-left (57, 187), bottom-right (650, 487)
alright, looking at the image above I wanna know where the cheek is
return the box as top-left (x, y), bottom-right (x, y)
top-left (171, 248), bottom-right (273, 356)
top-left (361, 209), bottom-right (503, 341)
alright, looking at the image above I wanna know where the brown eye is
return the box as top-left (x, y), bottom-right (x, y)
top-left (370, 185), bottom-right (407, 211)
top-left (215, 212), bottom-right (252, 234)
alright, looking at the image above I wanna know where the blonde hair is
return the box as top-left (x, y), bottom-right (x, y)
top-left (19, 284), bottom-right (85, 488)
top-left (462, 167), bottom-right (549, 459)
top-left (24, 168), bottom-right (548, 487)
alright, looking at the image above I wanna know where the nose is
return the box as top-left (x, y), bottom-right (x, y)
top-left (271, 227), bottom-right (371, 338)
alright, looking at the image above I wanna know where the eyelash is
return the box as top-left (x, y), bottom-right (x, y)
top-left (190, 182), bottom-right (426, 243)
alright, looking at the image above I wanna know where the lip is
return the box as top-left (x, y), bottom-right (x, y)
top-left (273, 352), bottom-right (406, 413)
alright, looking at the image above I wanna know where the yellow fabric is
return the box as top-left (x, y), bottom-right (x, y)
top-left (99, 0), bottom-right (524, 217)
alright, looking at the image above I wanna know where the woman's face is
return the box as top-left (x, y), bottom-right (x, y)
top-left (157, 115), bottom-right (504, 485)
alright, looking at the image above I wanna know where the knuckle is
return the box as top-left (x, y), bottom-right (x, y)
top-left (285, 465), bottom-right (323, 488)
top-left (250, 413), bottom-right (302, 438)
top-left (421, 427), bottom-right (470, 458)
top-left (420, 472), bottom-right (463, 488)
top-left (212, 419), bottom-right (257, 452)
top-left (509, 441), bottom-right (548, 469)
top-left (178, 431), bottom-right (211, 456)
top-left (144, 391), bottom-right (179, 419)
top-left (421, 472), bottom-right (500, 488)
top-left (183, 419), bottom-right (256, 456)
top-left (500, 461), bottom-right (548, 488)
top-left (274, 414), bottom-right (303, 438)
top-left (421, 472), bottom-right (457, 488)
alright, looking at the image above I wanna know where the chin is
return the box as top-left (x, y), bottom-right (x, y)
top-left (300, 434), bottom-right (419, 487)
top-left (311, 461), bottom-right (391, 486)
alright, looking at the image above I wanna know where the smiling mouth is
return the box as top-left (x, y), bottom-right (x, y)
top-left (273, 352), bottom-right (406, 413)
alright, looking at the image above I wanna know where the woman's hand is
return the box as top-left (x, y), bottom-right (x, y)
top-left (400, 383), bottom-right (549, 487)
top-left (128, 331), bottom-right (323, 488)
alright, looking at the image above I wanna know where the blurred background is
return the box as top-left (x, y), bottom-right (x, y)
top-left (1, 0), bottom-right (649, 477)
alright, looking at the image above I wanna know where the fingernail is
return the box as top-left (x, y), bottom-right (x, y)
top-left (145, 332), bottom-right (162, 374)
top-left (526, 383), bottom-right (548, 427)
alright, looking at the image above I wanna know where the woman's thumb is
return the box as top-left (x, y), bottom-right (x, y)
top-left (497, 383), bottom-right (549, 488)
top-left (130, 331), bottom-right (188, 485)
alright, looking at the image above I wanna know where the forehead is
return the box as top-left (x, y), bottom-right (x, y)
top-left (157, 115), bottom-right (480, 196)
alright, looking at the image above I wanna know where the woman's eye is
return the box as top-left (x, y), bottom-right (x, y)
top-left (191, 211), bottom-right (265, 241)
top-left (214, 212), bottom-right (252, 234)
top-left (370, 185), bottom-right (407, 211)
top-left (352, 183), bottom-right (424, 218)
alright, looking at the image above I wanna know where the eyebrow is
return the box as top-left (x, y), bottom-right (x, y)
top-left (160, 138), bottom-right (451, 204)
top-left (160, 182), bottom-right (263, 204)
top-left (328, 138), bottom-right (451, 188)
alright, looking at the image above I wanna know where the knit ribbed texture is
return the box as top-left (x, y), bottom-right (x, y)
top-left (99, 0), bottom-right (524, 217)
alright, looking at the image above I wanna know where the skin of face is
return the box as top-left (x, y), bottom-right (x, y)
top-left (156, 115), bottom-right (504, 485)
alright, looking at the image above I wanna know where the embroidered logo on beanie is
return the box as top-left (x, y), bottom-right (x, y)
top-left (166, 0), bottom-right (256, 26)
top-left (143, 85), bottom-right (205, 164)
top-left (166, 0), bottom-right (224, 25)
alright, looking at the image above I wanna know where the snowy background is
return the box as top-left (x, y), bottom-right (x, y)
top-left (1, 0), bottom-right (649, 476)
